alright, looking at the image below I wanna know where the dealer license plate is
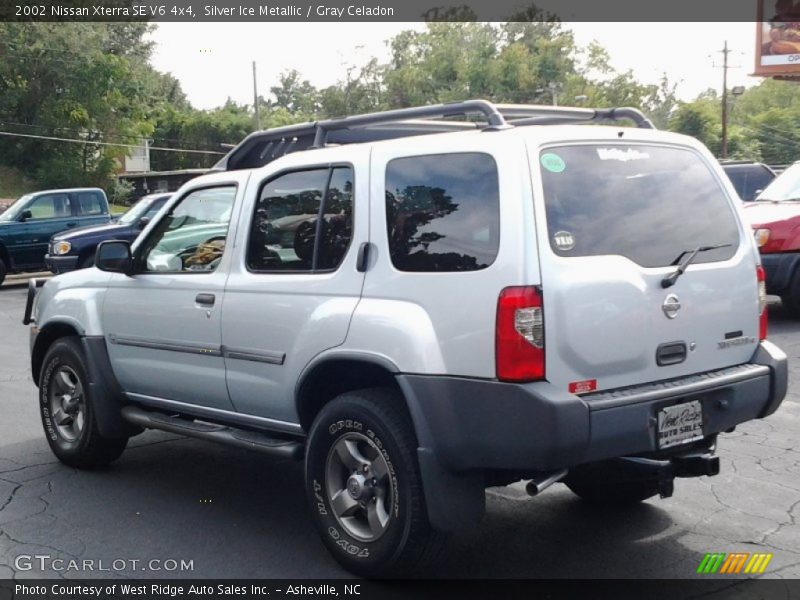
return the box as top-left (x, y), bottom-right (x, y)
top-left (657, 400), bottom-right (704, 449)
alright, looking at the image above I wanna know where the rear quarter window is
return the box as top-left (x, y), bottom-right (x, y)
top-left (74, 191), bottom-right (105, 216)
top-left (539, 144), bottom-right (740, 268)
top-left (385, 152), bottom-right (500, 272)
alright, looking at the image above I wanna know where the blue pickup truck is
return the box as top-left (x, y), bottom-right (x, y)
top-left (0, 188), bottom-right (110, 285)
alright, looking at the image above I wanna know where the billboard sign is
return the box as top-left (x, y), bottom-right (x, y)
top-left (756, 0), bottom-right (800, 76)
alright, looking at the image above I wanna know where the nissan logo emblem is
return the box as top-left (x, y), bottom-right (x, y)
top-left (662, 294), bottom-right (681, 319)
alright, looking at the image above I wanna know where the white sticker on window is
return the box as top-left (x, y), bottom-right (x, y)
top-left (596, 147), bottom-right (650, 162)
top-left (554, 231), bottom-right (575, 251)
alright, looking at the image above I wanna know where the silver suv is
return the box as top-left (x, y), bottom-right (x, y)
top-left (25, 100), bottom-right (788, 577)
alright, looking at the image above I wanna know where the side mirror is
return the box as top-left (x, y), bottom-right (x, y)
top-left (137, 216), bottom-right (150, 230)
top-left (95, 240), bottom-right (133, 274)
top-left (19, 209), bottom-right (32, 222)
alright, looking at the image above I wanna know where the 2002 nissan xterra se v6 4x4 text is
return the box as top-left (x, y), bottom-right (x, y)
top-left (24, 100), bottom-right (787, 577)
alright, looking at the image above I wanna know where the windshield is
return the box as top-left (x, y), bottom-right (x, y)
top-left (118, 197), bottom-right (155, 225)
top-left (539, 144), bottom-right (740, 268)
top-left (0, 194), bottom-right (33, 222)
top-left (756, 163), bottom-right (800, 202)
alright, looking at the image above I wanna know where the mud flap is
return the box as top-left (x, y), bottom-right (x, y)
top-left (80, 336), bottom-right (142, 439)
top-left (417, 447), bottom-right (485, 532)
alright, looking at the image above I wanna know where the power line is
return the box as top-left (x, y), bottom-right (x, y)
top-left (0, 120), bottom-right (226, 151)
top-left (0, 130), bottom-right (225, 155)
top-left (744, 120), bottom-right (800, 141)
top-left (735, 123), bottom-right (800, 151)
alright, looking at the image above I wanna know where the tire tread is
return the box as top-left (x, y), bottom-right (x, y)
top-left (307, 387), bottom-right (446, 577)
top-left (40, 337), bottom-right (127, 469)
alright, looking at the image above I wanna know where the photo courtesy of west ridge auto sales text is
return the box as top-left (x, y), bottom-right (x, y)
top-left (0, 1), bottom-right (798, 598)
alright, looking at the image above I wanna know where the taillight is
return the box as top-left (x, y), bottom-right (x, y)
top-left (496, 286), bottom-right (545, 382)
top-left (757, 265), bottom-right (768, 340)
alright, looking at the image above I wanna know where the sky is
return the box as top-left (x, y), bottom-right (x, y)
top-left (149, 22), bottom-right (761, 111)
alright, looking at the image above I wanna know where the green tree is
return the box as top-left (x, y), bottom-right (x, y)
top-left (270, 70), bottom-right (319, 115)
top-left (0, 23), bottom-right (157, 187)
top-left (669, 98), bottom-right (720, 153)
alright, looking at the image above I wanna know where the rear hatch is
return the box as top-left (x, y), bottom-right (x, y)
top-left (531, 141), bottom-right (759, 393)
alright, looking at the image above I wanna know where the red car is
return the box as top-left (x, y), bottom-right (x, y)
top-left (744, 162), bottom-right (800, 315)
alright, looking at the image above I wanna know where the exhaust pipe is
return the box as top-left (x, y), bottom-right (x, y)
top-left (526, 469), bottom-right (568, 496)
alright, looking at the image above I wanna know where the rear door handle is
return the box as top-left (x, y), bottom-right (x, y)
top-left (195, 293), bottom-right (216, 307)
top-left (66, 222), bottom-right (78, 227)
top-left (356, 242), bottom-right (372, 273)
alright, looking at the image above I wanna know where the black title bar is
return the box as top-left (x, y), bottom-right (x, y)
top-left (2, 579), bottom-right (800, 600)
top-left (0, 0), bottom-right (777, 22)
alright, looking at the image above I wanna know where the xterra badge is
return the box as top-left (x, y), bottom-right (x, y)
top-left (718, 336), bottom-right (756, 349)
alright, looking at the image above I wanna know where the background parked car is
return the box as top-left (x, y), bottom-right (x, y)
top-left (720, 161), bottom-right (777, 201)
top-left (744, 161), bottom-right (800, 315)
top-left (46, 193), bottom-right (171, 274)
top-left (0, 188), bottom-right (110, 285)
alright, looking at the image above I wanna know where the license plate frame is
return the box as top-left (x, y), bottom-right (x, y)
top-left (657, 400), bottom-right (704, 449)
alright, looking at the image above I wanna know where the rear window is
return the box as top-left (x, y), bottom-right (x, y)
top-left (539, 145), bottom-right (740, 268)
top-left (724, 165), bottom-right (775, 201)
top-left (74, 191), bottom-right (105, 215)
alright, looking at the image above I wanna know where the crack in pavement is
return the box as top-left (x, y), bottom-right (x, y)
top-left (757, 496), bottom-right (800, 548)
top-left (0, 483), bottom-right (22, 514)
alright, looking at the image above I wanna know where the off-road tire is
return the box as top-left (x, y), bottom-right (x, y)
top-left (39, 337), bottom-right (128, 468)
top-left (305, 388), bottom-right (446, 577)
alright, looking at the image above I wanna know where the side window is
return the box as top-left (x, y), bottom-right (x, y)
top-left (74, 192), bottom-right (104, 216)
top-left (385, 153), bottom-right (500, 272)
top-left (247, 166), bottom-right (354, 272)
top-left (26, 194), bottom-right (71, 220)
top-left (137, 186), bottom-right (236, 273)
top-left (143, 198), bottom-right (167, 220)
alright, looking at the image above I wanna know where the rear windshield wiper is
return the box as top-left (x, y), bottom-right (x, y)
top-left (661, 244), bottom-right (732, 289)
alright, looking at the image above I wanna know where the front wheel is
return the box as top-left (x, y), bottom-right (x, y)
top-left (305, 388), bottom-right (445, 577)
top-left (0, 257), bottom-right (6, 286)
top-left (39, 337), bottom-right (128, 468)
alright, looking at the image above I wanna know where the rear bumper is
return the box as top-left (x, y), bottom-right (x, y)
top-left (402, 340), bottom-right (787, 531)
top-left (760, 252), bottom-right (800, 294)
top-left (44, 254), bottom-right (79, 274)
top-left (400, 340), bottom-right (787, 474)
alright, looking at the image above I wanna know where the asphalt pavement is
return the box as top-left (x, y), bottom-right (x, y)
top-left (0, 278), bottom-right (798, 580)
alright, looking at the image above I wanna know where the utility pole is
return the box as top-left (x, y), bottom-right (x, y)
top-left (252, 61), bottom-right (261, 131)
top-left (720, 41), bottom-right (730, 159)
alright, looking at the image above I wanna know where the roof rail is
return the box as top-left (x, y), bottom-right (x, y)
top-left (217, 99), bottom-right (655, 171)
top-left (501, 105), bottom-right (655, 129)
top-left (311, 99), bottom-right (508, 147)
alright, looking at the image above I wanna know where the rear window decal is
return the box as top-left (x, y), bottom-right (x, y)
top-left (553, 231), bottom-right (575, 251)
top-left (540, 153), bottom-right (566, 173)
top-left (596, 147), bottom-right (650, 162)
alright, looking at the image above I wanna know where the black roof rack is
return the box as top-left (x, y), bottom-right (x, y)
top-left (217, 99), bottom-right (655, 171)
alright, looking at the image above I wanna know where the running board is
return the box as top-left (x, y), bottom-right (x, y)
top-left (121, 405), bottom-right (304, 460)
